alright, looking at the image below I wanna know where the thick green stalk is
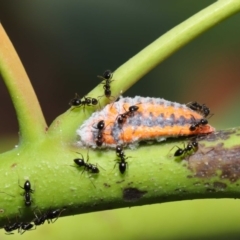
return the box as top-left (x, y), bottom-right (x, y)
top-left (0, 129), bottom-right (240, 228)
top-left (1, 0), bottom-right (240, 230)
top-left (0, 24), bottom-right (47, 144)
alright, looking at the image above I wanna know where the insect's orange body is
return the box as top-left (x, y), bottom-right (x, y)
top-left (77, 96), bottom-right (214, 148)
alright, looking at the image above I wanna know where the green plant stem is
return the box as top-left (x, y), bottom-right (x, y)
top-left (1, 0), bottom-right (240, 230)
top-left (0, 24), bottom-right (47, 144)
top-left (48, 0), bottom-right (240, 142)
top-left (0, 128), bottom-right (240, 228)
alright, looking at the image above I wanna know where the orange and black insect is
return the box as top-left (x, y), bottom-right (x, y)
top-left (77, 96), bottom-right (215, 148)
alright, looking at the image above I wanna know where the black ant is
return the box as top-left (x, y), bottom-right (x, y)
top-left (18, 222), bottom-right (35, 234)
top-left (174, 140), bottom-right (198, 157)
top-left (69, 93), bottom-right (98, 109)
top-left (187, 101), bottom-right (210, 118)
top-left (114, 145), bottom-right (129, 174)
top-left (33, 208), bottom-right (66, 225)
top-left (97, 70), bottom-right (115, 99)
top-left (117, 105), bottom-right (139, 125)
top-left (189, 116), bottom-right (208, 131)
top-left (4, 220), bottom-right (21, 235)
top-left (4, 217), bottom-right (35, 235)
top-left (93, 120), bottom-right (106, 147)
top-left (19, 180), bottom-right (34, 207)
top-left (45, 208), bottom-right (66, 224)
top-left (73, 152), bottom-right (100, 187)
top-left (33, 210), bottom-right (47, 226)
top-left (74, 152), bottom-right (99, 174)
top-left (93, 120), bottom-right (114, 147)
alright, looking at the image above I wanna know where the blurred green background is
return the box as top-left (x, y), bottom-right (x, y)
top-left (1, 1), bottom-right (240, 239)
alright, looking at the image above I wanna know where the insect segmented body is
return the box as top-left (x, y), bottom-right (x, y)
top-left (4, 221), bottom-right (34, 235)
top-left (187, 101), bottom-right (210, 118)
top-left (4, 221), bottom-right (21, 235)
top-left (19, 222), bottom-right (35, 235)
top-left (93, 120), bottom-right (106, 147)
top-left (117, 105), bottom-right (139, 125)
top-left (174, 140), bottom-right (198, 157)
top-left (33, 211), bottom-right (47, 226)
top-left (69, 93), bottom-right (98, 109)
top-left (115, 145), bottom-right (128, 174)
top-left (189, 117), bottom-right (208, 131)
top-left (74, 152), bottom-right (99, 174)
top-left (45, 208), bottom-right (66, 224)
top-left (77, 96), bottom-right (215, 148)
top-left (33, 208), bottom-right (66, 226)
top-left (98, 70), bottom-right (114, 98)
top-left (19, 180), bottom-right (34, 207)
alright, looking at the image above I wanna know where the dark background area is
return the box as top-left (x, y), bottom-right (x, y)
top-left (1, 1), bottom-right (240, 239)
